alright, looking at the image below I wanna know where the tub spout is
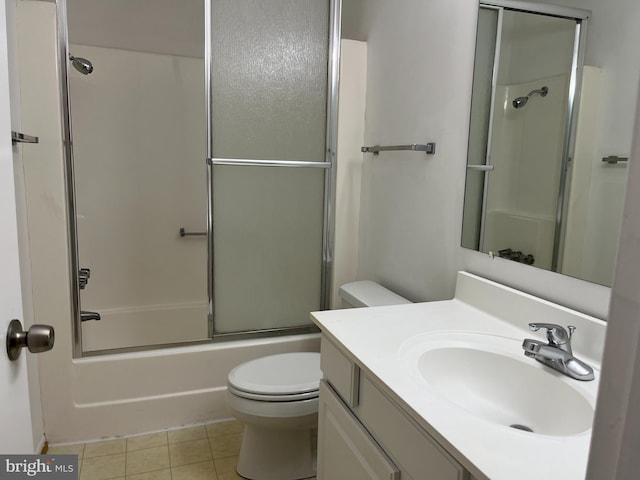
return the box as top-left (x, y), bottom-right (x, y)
top-left (80, 310), bottom-right (101, 322)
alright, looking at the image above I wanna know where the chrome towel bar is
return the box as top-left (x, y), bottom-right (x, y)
top-left (466, 164), bottom-right (494, 171)
top-left (602, 155), bottom-right (628, 165)
top-left (11, 131), bottom-right (39, 145)
top-left (361, 142), bottom-right (436, 155)
top-left (208, 158), bottom-right (331, 168)
top-left (179, 228), bottom-right (206, 237)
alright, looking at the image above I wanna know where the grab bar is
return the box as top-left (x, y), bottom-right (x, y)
top-left (361, 142), bottom-right (436, 155)
top-left (179, 227), bottom-right (206, 238)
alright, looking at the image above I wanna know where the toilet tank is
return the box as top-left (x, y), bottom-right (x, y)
top-left (339, 281), bottom-right (412, 308)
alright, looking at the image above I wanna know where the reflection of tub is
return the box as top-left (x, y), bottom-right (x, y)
top-left (81, 302), bottom-right (209, 352)
top-left (60, 333), bottom-right (320, 443)
top-left (483, 209), bottom-right (554, 269)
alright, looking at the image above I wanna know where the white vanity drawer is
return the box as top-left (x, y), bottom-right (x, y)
top-left (357, 376), bottom-right (468, 480)
top-left (321, 336), bottom-right (360, 407)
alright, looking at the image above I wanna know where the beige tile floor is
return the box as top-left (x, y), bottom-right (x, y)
top-left (47, 420), bottom-right (256, 480)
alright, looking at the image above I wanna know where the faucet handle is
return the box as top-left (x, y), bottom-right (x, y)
top-left (528, 323), bottom-right (570, 346)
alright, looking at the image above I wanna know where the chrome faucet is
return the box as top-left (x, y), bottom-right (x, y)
top-left (522, 323), bottom-right (594, 381)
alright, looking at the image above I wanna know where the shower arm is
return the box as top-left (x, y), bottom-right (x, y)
top-left (527, 86), bottom-right (549, 98)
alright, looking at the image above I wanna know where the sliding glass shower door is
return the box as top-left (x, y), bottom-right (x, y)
top-left (207, 0), bottom-right (339, 338)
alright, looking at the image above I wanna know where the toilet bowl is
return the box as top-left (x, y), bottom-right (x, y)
top-left (227, 352), bottom-right (321, 480)
top-left (226, 282), bottom-right (411, 480)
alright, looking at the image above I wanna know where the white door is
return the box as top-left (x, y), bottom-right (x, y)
top-left (0, 4), bottom-right (35, 454)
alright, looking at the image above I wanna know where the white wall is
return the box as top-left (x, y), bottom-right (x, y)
top-left (587, 73), bottom-right (640, 480)
top-left (332, 39), bottom-right (366, 308)
top-left (357, 0), bottom-right (477, 302)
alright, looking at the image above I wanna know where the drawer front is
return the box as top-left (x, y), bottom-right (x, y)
top-left (357, 376), bottom-right (468, 480)
top-left (318, 381), bottom-right (400, 480)
top-left (320, 335), bottom-right (360, 407)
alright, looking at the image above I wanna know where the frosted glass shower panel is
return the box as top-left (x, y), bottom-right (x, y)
top-left (210, 0), bottom-right (329, 162)
top-left (213, 166), bottom-right (325, 334)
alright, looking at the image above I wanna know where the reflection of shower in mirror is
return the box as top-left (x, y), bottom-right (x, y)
top-left (512, 86), bottom-right (549, 109)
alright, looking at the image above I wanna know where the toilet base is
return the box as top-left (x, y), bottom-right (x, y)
top-left (236, 424), bottom-right (317, 480)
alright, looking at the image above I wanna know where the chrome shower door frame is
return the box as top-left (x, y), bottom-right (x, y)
top-left (59, 0), bottom-right (341, 356)
top-left (205, 0), bottom-right (342, 341)
top-left (55, 0), bottom-right (83, 358)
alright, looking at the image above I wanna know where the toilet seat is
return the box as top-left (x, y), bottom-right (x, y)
top-left (228, 352), bottom-right (321, 402)
top-left (228, 385), bottom-right (318, 402)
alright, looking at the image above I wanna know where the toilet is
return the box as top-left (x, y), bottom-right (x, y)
top-left (226, 281), bottom-right (411, 480)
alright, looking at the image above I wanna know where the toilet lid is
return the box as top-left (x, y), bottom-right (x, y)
top-left (228, 352), bottom-right (321, 397)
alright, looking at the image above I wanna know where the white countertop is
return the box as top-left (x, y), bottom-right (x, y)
top-left (311, 272), bottom-right (606, 480)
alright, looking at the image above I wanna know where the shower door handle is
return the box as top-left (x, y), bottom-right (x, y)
top-left (466, 165), bottom-right (494, 171)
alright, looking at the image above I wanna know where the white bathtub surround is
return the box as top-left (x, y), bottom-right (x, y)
top-left (312, 272), bottom-right (606, 480)
top-left (69, 44), bottom-right (208, 349)
top-left (82, 302), bottom-right (208, 352)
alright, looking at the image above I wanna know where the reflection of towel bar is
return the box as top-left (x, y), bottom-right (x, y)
top-left (361, 142), bottom-right (436, 155)
top-left (602, 155), bottom-right (628, 165)
top-left (466, 164), bottom-right (494, 171)
top-left (179, 228), bottom-right (206, 237)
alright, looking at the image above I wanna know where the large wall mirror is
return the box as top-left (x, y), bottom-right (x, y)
top-left (462, 0), bottom-right (638, 287)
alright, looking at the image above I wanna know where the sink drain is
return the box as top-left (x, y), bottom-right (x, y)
top-left (510, 424), bottom-right (534, 433)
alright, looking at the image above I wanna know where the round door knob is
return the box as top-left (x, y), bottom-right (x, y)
top-left (6, 319), bottom-right (55, 361)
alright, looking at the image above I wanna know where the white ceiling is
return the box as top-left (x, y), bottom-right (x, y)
top-left (67, 0), bottom-right (368, 58)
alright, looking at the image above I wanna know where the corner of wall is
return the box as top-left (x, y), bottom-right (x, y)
top-left (332, 39), bottom-right (367, 309)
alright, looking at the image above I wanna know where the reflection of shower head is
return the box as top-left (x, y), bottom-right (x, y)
top-left (69, 55), bottom-right (94, 75)
top-left (512, 86), bottom-right (548, 109)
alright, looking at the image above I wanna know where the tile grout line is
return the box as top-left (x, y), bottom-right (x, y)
top-left (167, 434), bottom-right (173, 480)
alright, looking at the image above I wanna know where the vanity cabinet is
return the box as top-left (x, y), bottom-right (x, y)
top-left (318, 336), bottom-right (470, 480)
top-left (318, 381), bottom-right (400, 480)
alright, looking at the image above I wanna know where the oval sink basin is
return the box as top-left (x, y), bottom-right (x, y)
top-left (401, 333), bottom-right (595, 436)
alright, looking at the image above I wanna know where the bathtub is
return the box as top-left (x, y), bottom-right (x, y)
top-left (48, 332), bottom-right (320, 443)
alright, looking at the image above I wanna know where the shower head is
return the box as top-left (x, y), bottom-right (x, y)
top-left (512, 96), bottom-right (529, 109)
top-left (69, 55), bottom-right (94, 75)
top-left (512, 86), bottom-right (548, 109)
